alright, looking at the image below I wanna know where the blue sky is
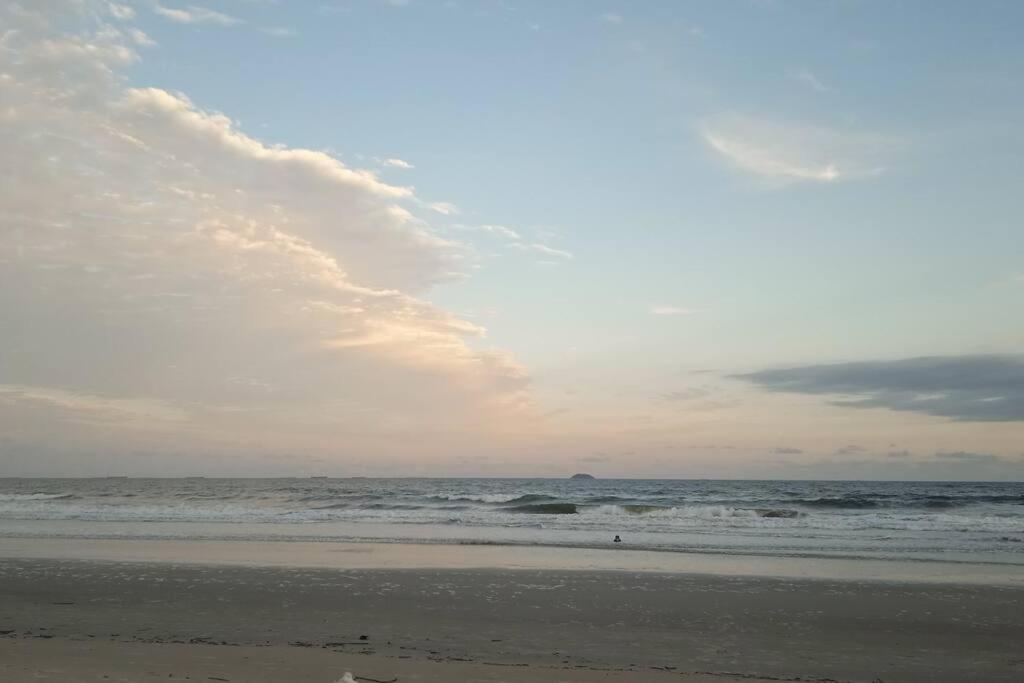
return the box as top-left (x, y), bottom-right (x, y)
top-left (1, 1), bottom-right (1022, 477)
top-left (126, 0), bottom-right (1024, 367)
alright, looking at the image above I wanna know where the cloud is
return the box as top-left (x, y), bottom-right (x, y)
top-left (0, 385), bottom-right (187, 425)
top-left (787, 67), bottom-right (831, 93)
top-left (108, 3), bottom-right (136, 20)
top-left (128, 28), bottom-right (157, 47)
top-left (427, 201), bottom-right (459, 215)
top-left (455, 224), bottom-right (522, 241)
top-left (478, 224), bottom-right (521, 240)
top-left (154, 4), bottom-right (241, 26)
top-left (772, 447), bottom-right (804, 455)
top-left (649, 304), bottom-right (699, 316)
top-left (0, 2), bottom-right (531, 468)
top-left (701, 115), bottom-right (891, 185)
top-left (735, 355), bottom-right (1024, 422)
top-left (509, 243), bottom-right (573, 259)
top-left (382, 158), bottom-right (414, 169)
top-left (599, 12), bottom-right (623, 24)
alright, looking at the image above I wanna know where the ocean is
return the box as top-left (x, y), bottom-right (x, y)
top-left (1, 478), bottom-right (1022, 567)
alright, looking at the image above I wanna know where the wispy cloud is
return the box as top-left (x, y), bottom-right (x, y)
top-left (649, 304), bottom-right (699, 316)
top-left (509, 242), bottom-right (573, 259)
top-left (427, 201), bottom-right (459, 215)
top-left (599, 12), bottom-right (623, 24)
top-left (787, 67), bottom-right (831, 93)
top-left (382, 158), bottom-right (414, 169)
top-left (701, 115), bottom-right (891, 185)
top-left (456, 224), bottom-right (522, 240)
top-left (129, 28), bottom-right (157, 47)
top-left (108, 3), bottom-right (136, 20)
top-left (154, 4), bottom-right (241, 26)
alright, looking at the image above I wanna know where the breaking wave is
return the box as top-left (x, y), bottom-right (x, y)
top-left (503, 503), bottom-right (579, 514)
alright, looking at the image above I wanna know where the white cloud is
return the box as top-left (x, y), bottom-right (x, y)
top-left (509, 243), bottom-right (573, 259)
top-left (108, 3), bottom-right (136, 20)
top-left (600, 12), bottom-right (623, 24)
top-left (128, 28), bottom-right (157, 47)
top-left (383, 158), bottom-right (414, 169)
top-left (649, 305), bottom-right (700, 316)
top-left (787, 67), bottom-right (831, 93)
top-left (701, 115), bottom-right (891, 185)
top-left (0, 2), bottom-right (530, 467)
top-left (154, 4), bottom-right (241, 26)
top-left (456, 224), bottom-right (521, 240)
top-left (428, 201), bottom-right (459, 215)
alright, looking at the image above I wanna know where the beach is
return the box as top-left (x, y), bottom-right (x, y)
top-left (2, 539), bottom-right (1023, 682)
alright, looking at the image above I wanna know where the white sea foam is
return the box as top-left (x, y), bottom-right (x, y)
top-left (433, 493), bottom-right (525, 503)
top-left (0, 493), bottom-right (73, 501)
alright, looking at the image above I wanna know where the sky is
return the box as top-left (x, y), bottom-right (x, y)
top-left (1, 0), bottom-right (1022, 479)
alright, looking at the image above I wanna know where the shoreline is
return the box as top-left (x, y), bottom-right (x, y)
top-left (2, 556), bottom-right (1022, 682)
top-left (1, 535), bottom-right (1022, 586)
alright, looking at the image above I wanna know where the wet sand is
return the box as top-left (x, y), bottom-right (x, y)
top-left (2, 536), bottom-right (1021, 585)
top-left (1, 555), bottom-right (1022, 682)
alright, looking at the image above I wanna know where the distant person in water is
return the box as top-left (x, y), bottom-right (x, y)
top-left (613, 535), bottom-right (621, 543)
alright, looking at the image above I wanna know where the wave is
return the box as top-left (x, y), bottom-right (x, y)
top-left (362, 503), bottom-right (426, 511)
top-left (299, 493), bottom-right (384, 503)
top-left (754, 508), bottom-right (802, 519)
top-left (619, 504), bottom-right (670, 514)
top-left (971, 494), bottom-right (1024, 505)
top-left (0, 493), bottom-right (74, 501)
top-left (428, 493), bottom-right (556, 505)
top-left (608, 504), bottom-right (803, 520)
top-left (503, 503), bottom-right (578, 514)
top-left (586, 495), bottom-right (631, 503)
top-left (922, 500), bottom-right (958, 509)
top-left (798, 496), bottom-right (879, 509)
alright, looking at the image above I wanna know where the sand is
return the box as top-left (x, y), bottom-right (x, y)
top-left (1, 549), bottom-right (1023, 682)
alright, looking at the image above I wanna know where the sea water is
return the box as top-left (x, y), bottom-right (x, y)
top-left (1, 478), bottom-right (1022, 566)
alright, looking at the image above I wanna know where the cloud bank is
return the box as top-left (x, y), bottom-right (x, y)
top-left (0, 1), bottom-right (529, 469)
top-left (736, 356), bottom-right (1024, 422)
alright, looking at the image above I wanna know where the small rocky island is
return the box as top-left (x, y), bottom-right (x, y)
top-left (569, 473), bottom-right (596, 480)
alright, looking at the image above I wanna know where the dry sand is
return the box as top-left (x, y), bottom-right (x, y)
top-left (1, 554), bottom-right (1022, 682)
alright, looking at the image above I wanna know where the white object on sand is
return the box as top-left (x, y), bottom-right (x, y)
top-left (336, 674), bottom-right (357, 683)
